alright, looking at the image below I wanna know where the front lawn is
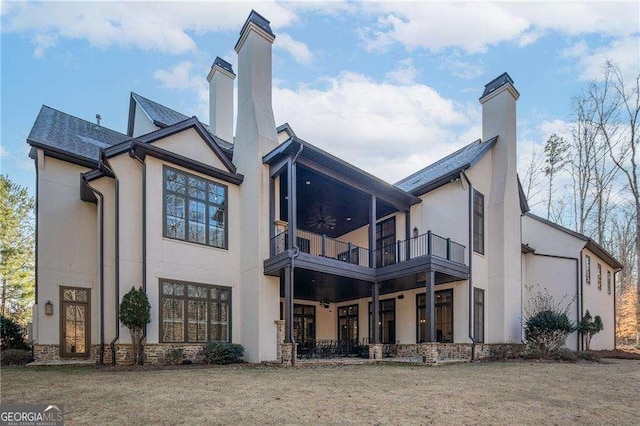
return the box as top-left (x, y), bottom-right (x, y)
top-left (2, 360), bottom-right (639, 424)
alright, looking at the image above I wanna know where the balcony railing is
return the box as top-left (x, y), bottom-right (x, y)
top-left (271, 229), bottom-right (466, 268)
top-left (271, 230), bottom-right (371, 268)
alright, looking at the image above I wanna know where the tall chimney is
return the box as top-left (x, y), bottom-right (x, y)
top-left (479, 72), bottom-right (522, 344)
top-left (233, 10), bottom-right (279, 363)
top-left (207, 57), bottom-right (235, 143)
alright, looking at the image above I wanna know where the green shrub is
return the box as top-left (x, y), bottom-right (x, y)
top-left (201, 342), bottom-right (244, 364)
top-left (577, 310), bottom-right (603, 351)
top-left (576, 351), bottom-right (602, 362)
top-left (1, 349), bottom-right (32, 366)
top-left (0, 316), bottom-right (30, 351)
top-left (164, 348), bottom-right (185, 365)
top-left (525, 310), bottom-right (575, 355)
top-left (119, 287), bottom-right (151, 365)
top-left (549, 348), bottom-right (578, 362)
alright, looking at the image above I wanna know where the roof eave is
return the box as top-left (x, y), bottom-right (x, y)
top-left (27, 140), bottom-right (98, 169)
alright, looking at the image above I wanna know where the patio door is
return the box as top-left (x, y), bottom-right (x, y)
top-left (60, 287), bottom-right (90, 358)
top-left (293, 304), bottom-right (315, 343)
top-left (338, 305), bottom-right (358, 342)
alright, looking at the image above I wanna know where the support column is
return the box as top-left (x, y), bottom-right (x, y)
top-left (284, 265), bottom-right (294, 344)
top-left (405, 210), bottom-right (411, 261)
top-left (371, 281), bottom-right (380, 344)
top-left (425, 270), bottom-right (436, 342)
top-left (369, 195), bottom-right (377, 268)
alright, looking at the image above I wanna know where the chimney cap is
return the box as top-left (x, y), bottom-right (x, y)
top-left (240, 10), bottom-right (274, 38)
top-left (480, 72), bottom-right (519, 100)
top-left (208, 56), bottom-right (236, 81)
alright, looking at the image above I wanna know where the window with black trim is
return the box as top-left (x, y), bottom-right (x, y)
top-left (338, 305), bottom-right (358, 342)
top-left (473, 288), bottom-right (485, 343)
top-left (160, 280), bottom-right (231, 343)
top-left (607, 270), bottom-right (612, 295)
top-left (585, 255), bottom-right (591, 285)
top-left (164, 166), bottom-right (227, 249)
top-left (294, 304), bottom-right (315, 343)
top-left (416, 289), bottom-right (454, 343)
top-left (473, 190), bottom-right (484, 254)
top-left (597, 263), bottom-right (602, 290)
top-left (376, 217), bottom-right (396, 267)
top-left (368, 299), bottom-right (396, 344)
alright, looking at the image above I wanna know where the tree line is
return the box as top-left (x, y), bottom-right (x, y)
top-left (521, 61), bottom-right (639, 345)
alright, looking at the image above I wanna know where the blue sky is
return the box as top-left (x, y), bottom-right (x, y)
top-left (2, 1), bottom-right (639, 198)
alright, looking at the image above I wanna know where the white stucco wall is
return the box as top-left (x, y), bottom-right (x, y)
top-left (132, 102), bottom-right (160, 137)
top-left (152, 128), bottom-right (229, 171)
top-left (581, 247), bottom-right (615, 350)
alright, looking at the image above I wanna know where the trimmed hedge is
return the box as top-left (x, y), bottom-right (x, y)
top-left (1, 349), bottom-right (32, 366)
top-left (201, 343), bottom-right (244, 364)
top-left (0, 316), bottom-right (30, 351)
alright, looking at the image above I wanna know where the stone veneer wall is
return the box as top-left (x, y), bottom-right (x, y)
top-left (396, 343), bottom-right (523, 365)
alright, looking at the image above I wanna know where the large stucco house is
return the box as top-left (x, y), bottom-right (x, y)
top-left (27, 11), bottom-right (622, 365)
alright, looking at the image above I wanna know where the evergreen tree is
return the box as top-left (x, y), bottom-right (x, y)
top-left (0, 175), bottom-right (35, 324)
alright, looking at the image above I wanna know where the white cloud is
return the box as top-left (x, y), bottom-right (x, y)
top-left (0, 145), bottom-right (11, 159)
top-left (273, 71), bottom-right (479, 183)
top-left (153, 61), bottom-right (209, 119)
top-left (3, 2), bottom-right (297, 56)
top-left (439, 55), bottom-right (484, 80)
top-left (565, 37), bottom-right (640, 81)
top-left (385, 58), bottom-right (419, 85)
top-left (275, 33), bottom-right (313, 66)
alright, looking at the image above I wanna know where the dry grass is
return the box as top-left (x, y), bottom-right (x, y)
top-left (2, 359), bottom-right (640, 425)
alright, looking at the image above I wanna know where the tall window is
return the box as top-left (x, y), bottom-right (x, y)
top-left (597, 263), bottom-right (602, 291)
top-left (160, 280), bottom-right (231, 343)
top-left (416, 289), bottom-right (454, 343)
top-left (607, 271), bottom-right (612, 295)
top-left (164, 166), bottom-right (227, 249)
top-left (473, 288), bottom-right (485, 343)
top-left (293, 305), bottom-right (315, 343)
top-left (338, 305), bottom-right (358, 342)
top-left (376, 217), bottom-right (396, 267)
top-left (473, 190), bottom-right (484, 254)
top-left (369, 299), bottom-right (396, 344)
top-left (585, 255), bottom-right (591, 285)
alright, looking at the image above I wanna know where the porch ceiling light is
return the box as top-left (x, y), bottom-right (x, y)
top-left (305, 180), bottom-right (311, 185)
top-left (413, 227), bottom-right (419, 238)
top-left (45, 300), bottom-right (54, 315)
top-left (346, 217), bottom-right (352, 221)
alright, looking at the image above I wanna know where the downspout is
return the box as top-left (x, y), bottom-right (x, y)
top-left (129, 147), bottom-right (147, 362)
top-left (82, 176), bottom-right (105, 365)
top-left (102, 159), bottom-right (120, 366)
top-left (531, 252), bottom-right (580, 350)
top-left (461, 172), bottom-right (476, 360)
top-left (288, 143), bottom-right (303, 367)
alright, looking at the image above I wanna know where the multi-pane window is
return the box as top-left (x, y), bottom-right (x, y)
top-left (474, 288), bottom-right (485, 343)
top-left (607, 271), bottom-right (612, 295)
top-left (597, 263), bottom-right (602, 291)
top-left (338, 305), bottom-right (358, 342)
top-left (473, 190), bottom-right (484, 254)
top-left (416, 289), bottom-right (454, 343)
top-left (369, 299), bottom-right (396, 344)
top-left (160, 280), bottom-right (231, 343)
top-left (585, 255), bottom-right (591, 285)
top-left (293, 304), bottom-right (315, 343)
top-left (164, 166), bottom-right (227, 249)
top-left (376, 217), bottom-right (396, 267)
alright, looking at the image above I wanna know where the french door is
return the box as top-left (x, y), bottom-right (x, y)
top-left (60, 287), bottom-right (90, 358)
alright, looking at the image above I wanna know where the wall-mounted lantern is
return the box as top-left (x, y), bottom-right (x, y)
top-left (413, 227), bottom-right (419, 238)
top-left (44, 300), bottom-right (54, 315)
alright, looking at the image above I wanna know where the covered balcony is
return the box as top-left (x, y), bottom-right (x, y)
top-left (263, 136), bottom-right (470, 348)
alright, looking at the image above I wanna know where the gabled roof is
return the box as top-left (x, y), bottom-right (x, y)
top-left (27, 105), bottom-right (131, 167)
top-left (518, 176), bottom-right (530, 213)
top-left (276, 123), bottom-right (297, 138)
top-left (525, 212), bottom-right (623, 270)
top-left (395, 137), bottom-right (498, 196)
top-left (127, 93), bottom-right (233, 154)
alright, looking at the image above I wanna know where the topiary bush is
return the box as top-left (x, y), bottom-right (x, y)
top-left (201, 342), bottom-right (244, 364)
top-left (164, 348), bottom-right (185, 365)
top-left (0, 316), bottom-right (30, 351)
top-left (577, 310), bottom-right (603, 351)
top-left (0, 349), bottom-right (32, 366)
top-left (119, 287), bottom-right (151, 365)
top-left (525, 309), bottom-right (575, 355)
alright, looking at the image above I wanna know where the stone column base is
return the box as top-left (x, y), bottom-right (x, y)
top-left (368, 343), bottom-right (383, 360)
top-left (280, 342), bottom-right (297, 367)
top-left (417, 343), bottom-right (438, 365)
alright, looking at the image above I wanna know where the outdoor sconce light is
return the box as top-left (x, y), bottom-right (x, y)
top-left (413, 227), bottom-right (419, 238)
top-left (44, 300), bottom-right (54, 315)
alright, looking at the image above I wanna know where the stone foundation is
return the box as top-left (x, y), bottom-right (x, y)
top-left (396, 343), bottom-right (524, 365)
top-left (280, 343), bottom-right (296, 367)
top-left (33, 344), bottom-right (102, 363)
top-left (368, 343), bottom-right (383, 360)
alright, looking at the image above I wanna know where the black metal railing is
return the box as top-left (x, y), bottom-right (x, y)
top-left (271, 229), bottom-right (465, 269)
top-left (271, 230), bottom-right (370, 268)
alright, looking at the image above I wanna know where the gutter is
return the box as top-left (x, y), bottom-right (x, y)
top-left (461, 172), bottom-right (476, 359)
top-left (530, 252), bottom-right (581, 350)
top-left (129, 147), bottom-right (148, 364)
top-left (81, 175), bottom-right (105, 364)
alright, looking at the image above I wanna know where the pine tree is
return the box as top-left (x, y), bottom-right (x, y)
top-left (0, 175), bottom-right (35, 324)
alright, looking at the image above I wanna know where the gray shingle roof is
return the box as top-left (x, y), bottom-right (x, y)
top-left (27, 105), bottom-right (131, 163)
top-left (241, 10), bottom-right (275, 38)
top-left (213, 57), bottom-right (235, 76)
top-left (480, 72), bottom-right (519, 99)
top-left (395, 137), bottom-right (497, 194)
top-left (131, 93), bottom-right (233, 152)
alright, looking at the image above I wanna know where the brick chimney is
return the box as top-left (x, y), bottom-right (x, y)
top-left (207, 57), bottom-right (235, 143)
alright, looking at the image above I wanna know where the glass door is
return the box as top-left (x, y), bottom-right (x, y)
top-left (60, 287), bottom-right (90, 358)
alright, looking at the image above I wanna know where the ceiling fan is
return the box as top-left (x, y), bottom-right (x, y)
top-left (306, 205), bottom-right (337, 230)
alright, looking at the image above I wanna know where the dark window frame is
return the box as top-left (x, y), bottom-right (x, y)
top-left (416, 289), bottom-right (454, 343)
top-left (159, 279), bottom-right (231, 343)
top-left (368, 298), bottom-right (396, 344)
top-left (607, 270), bottom-right (612, 295)
top-left (597, 263), bottom-right (602, 291)
top-left (473, 190), bottom-right (484, 254)
top-left (59, 286), bottom-right (91, 358)
top-left (585, 255), bottom-right (591, 285)
top-left (293, 304), bottom-right (316, 343)
top-left (163, 165), bottom-right (228, 249)
top-left (337, 304), bottom-right (359, 342)
top-left (473, 288), bottom-right (485, 343)
top-left (376, 216), bottom-right (396, 267)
